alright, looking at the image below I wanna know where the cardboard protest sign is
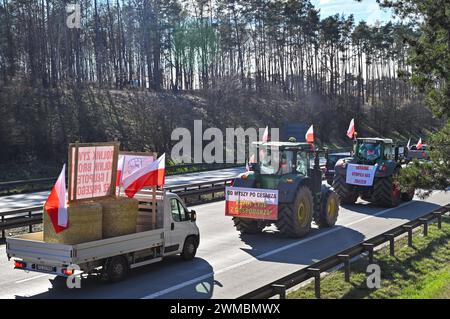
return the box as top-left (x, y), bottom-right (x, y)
top-left (346, 163), bottom-right (377, 186)
top-left (225, 187), bottom-right (278, 220)
top-left (68, 142), bottom-right (120, 202)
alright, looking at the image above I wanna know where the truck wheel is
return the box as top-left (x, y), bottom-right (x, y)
top-left (181, 236), bottom-right (198, 261)
top-left (314, 189), bottom-right (340, 228)
top-left (233, 217), bottom-right (263, 234)
top-left (104, 256), bottom-right (128, 283)
top-left (333, 174), bottom-right (358, 204)
top-left (373, 174), bottom-right (401, 208)
top-left (277, 186), bottom-right (313, 238)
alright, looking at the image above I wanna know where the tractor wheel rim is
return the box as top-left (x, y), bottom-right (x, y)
top-left (297, 201), bottom-right (307, 225)
top-left (327, 198), bottom-right (336, 218)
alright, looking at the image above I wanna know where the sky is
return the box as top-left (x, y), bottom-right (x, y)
top-left (311, 0), bottom-right (396, 25)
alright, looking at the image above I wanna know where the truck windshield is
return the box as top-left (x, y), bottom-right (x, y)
top-left (357, 142), bottom-right (381, 161)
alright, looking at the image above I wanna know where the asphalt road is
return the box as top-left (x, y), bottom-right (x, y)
top-left (0, 191), bottom-right (447, 299)
top-left (0, 167), bottom-right (245, 212)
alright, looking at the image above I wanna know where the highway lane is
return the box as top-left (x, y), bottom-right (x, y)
top-left (0, 191), bottom-right (447, 299)
top-left (0, 167), bottom-right (245, 212)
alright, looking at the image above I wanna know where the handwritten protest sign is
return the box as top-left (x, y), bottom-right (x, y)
top-left (68, 142), bottom-right (119, 201)
top-left (346, 163), bottom-right (377, 186)
top-left (225, 187), bottom-right (278, 220)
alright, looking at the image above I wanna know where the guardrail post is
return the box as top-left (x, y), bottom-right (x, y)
top-left (307, 268), bottom-right (321, 299)
top-left (337, 254), bottom-right (351, 282)
top-left (385, 234), bottom-right (396, 256)
top-left (271, 284), bottom-right (286, 299)
top-left (362, 243), bottom-right (375, 264)
top-left (419, 218), bottom-right (428, 236)
top-left (433, 212), bottom-right (442, 229)
top-left (1, 215), bottom-right (4, 239)
top-left (28, 211), bottom-right (33, 233)
top-left (403, 225), bottom-right (413, 247)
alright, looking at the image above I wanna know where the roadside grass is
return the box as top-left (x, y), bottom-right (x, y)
top-left (288, 217), bottom-right (450, 299)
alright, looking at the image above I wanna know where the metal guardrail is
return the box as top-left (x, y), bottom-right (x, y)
top-left (0, 178), bottom-right (234, 239)
top-left (0, 163), bottom-right (243, 196)
top-left (239, 203), bottom-right (450, 299)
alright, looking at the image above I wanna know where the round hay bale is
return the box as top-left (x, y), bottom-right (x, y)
top-left (98, 197), bottom-right (138, 239)
top-left (44, 201), bottom-right (103, 244)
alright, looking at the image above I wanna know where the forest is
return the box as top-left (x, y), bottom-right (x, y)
top-left (0, 0), bottom-right (440, 179)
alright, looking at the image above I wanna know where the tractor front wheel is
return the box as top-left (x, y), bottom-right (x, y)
top-left (277, 186), bottom-right (313, 238)
top-left (233, 217), bottom-right (264, 234)
top-left (333, 174), bottom-right (358, 204)
top-left (373, 170), bottom-right (401, 208)
top-left (314, 189), bottom-right (340, 228)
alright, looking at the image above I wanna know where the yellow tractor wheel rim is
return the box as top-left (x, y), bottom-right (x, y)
top-left (297, 201), bottom-right (308, 225)
top-left (327, 198), bottom-right (336, 218)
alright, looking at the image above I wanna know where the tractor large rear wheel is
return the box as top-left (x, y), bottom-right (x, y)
top-left (277, 186), bottom-right (313, 238)
top-left (373, 171), bottom-right (401, 208)
top-left (233, 217), bottom-right (263, 234)
top-left (333, 174), bottom-right (358, 204)
top-left (314, 188), bottom-right (340, 228)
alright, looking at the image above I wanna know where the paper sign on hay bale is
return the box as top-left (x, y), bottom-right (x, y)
top-left (44, 142), bottom-right (119, 244)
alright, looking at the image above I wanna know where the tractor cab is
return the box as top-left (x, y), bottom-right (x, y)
top-left (354, 138), bottom-right (393, 164)
top-left (245, 141), bottom-right (322, 191)
top-left (251, 141), bottom-right (316, 177)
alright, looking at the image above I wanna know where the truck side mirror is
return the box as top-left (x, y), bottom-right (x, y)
top-left (190, 210), bottom-right (197, 222)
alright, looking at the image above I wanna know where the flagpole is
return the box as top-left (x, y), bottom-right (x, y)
top-left (117, 156), bottom-right (125, 197)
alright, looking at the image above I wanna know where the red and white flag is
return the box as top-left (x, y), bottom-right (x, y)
top-left (347, 118), bottom-right (355, 139)
top-left (44, 165), bottom-right (68, 233)
top-left (305, 125), bottom-right (314, 144)
top-left (416, 138), bottom-right (423, 150)
top-left (116, 154), bottom-right (125, 187)
top-left (123, 154), bottom-right (166, 198)
top-left (262, 126), bottom-right (269, 142)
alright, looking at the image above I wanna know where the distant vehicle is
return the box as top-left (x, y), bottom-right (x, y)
top-left (333, 138), bottom-right (415, 207)
top-left (6, 191), bottom-right (200, 283)
top-left (407, 144), bottom-right (431, 162)
top-left (325, 152), bottom-right (352, 185)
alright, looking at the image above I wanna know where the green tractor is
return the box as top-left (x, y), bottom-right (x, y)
top-left (230, 141), bottom-right (340, 238)
top-left (333, 138), bottom-right (415, 207)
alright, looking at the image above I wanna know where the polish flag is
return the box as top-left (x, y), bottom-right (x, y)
top-left (416, 138), bottom-right (423, 150)
top-left (262, 126), bottom-right (269, 142)
top-left (347, 119), bottom-right (355, 139)
top-left (246, 154), bottom-right (256, 171)
top-left (305, 125), bottom-right (314, 144)
top-left (123, 154), bottom-right (166, 198)
top-left (44, 165), bottom-right (68, 233)
top-left (116, 155), bottom-right (124, 187)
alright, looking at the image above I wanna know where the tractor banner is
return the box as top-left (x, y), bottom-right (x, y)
top-left (346, 164), bottom-right (377, 186)
top-left (225, 187), bottom-right (279, 220)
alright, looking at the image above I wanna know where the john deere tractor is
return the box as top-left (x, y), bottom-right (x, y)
top-left (231, 141), bottom-right (340, 238)
top-left (333, 138), bottom-right (415, 207)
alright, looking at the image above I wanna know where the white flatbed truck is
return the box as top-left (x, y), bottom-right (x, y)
top-left (6, 191), bottom-right (200, 283)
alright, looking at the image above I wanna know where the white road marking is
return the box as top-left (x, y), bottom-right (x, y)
top-left (143, 201), bottom-right (414, 299)
top-left (15, 274), bottom-right (50, 284)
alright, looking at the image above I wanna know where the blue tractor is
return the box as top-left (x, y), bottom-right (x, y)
top-left (333, 138), bottom-right (415, 207)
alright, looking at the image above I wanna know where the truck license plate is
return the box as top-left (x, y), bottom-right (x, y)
top-left (36, 264), bottom-right (54, 272)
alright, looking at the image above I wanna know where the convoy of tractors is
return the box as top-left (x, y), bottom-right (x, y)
top-left (229, 136), bottom-right (418, 238)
